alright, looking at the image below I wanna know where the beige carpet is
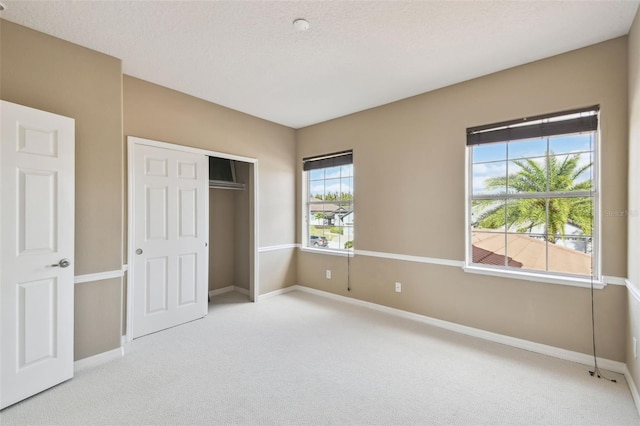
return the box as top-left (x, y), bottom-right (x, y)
top-left (1, 290), bottom-right (638, 425)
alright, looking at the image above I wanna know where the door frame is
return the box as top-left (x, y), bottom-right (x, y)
top-left (126, 136), bottom-right (258, 342)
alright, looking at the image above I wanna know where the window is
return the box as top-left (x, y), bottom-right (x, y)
top-left (303, 150), bottom-right (354, 251)
top-left (467, 106), bottom-right (599, 278)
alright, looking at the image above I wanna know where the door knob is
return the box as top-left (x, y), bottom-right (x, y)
top-left (51, 258), bottom-right (71, 268)
top-left (136, 248), bottom-right (143, 255)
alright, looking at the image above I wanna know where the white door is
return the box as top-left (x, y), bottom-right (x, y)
top-left (130, 139), bottom-right (208, 339)
top-left (0, 101), bottom-right (75, 410)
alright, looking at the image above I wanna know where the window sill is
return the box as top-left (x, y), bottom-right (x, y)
top-left (300, 247), bottom-right (355, 258)
top-left (462, 265), bottom-right (605, 290)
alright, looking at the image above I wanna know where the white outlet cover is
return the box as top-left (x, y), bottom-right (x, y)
top-left (326, 270), bottom-right (331, 279)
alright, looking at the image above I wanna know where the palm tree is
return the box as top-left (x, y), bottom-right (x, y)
top-left (473, 154), bottom-right (592, 243)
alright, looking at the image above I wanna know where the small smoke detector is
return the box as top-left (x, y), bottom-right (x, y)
top-left (293, 18), bottom-right (310, 31)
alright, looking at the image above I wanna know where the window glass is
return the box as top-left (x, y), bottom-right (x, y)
top-left (472, 162), bottom-right (507, 195)
top-left (472, 142), bottom-right (507, 163)
top-left (306, 155), bottom-right (353, 251)
top-left (549, 133), bottom-right (593, 155)
top-left (468, 112), bottom-right (597, 278)
top-left (507, 137), bottom-right (547, 160)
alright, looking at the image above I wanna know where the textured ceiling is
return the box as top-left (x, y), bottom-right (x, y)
top-left (1, 1), bottom-right (638, 129)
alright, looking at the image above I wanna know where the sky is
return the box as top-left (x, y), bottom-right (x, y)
top-left (309, 164), bottom-right (353, 199)
top-left (471, 133), bottom-right (595, 195)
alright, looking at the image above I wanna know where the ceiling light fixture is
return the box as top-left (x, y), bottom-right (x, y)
top-left (293, 18), bottom-right (309, 31)
top-left (0, 2), bottom-right (6, 11)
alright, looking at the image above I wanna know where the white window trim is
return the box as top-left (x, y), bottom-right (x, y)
top-left (463, 265), bottom-right (605, 289)
top-left (300, 246), bottom-right (355, 257)
top-left (464, 120), bottom-right (601, 286)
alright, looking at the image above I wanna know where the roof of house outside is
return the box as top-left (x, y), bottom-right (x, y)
top-left (472, 231), bottom-right (592, 276)
top-left (309, 197), bottom-right (351, 214)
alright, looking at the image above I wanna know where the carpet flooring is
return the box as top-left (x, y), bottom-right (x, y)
top-left (1, 290), bottom-right (638, 425)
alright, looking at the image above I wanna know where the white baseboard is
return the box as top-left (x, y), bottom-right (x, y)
top-left (291, 285), bottom-right (626, 374)
top-left (209, 286), bottom-right (250, 298)
top-left (209, 286), bottom-right (234, 297)
top-left (256, 286), bottom-right (298, 301)
top-left (74, 346), bottom-right (124, 373)
top-left (624, 365), bottom-right (640, 417)
top-left (234, 286), bottom-right (250, 296)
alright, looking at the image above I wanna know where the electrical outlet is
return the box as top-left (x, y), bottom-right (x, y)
top-left (326, 269), bottom-right (331, 279)
top-left (395, 282), bottom-right (401, 293)
top-left (634, 337), bottom-right (637, 360)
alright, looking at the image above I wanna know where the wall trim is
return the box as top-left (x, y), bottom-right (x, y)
top-left (234, 286), bottom-right (250, 296)
top-left (209, 286), bottom-right (234, 297)
top-left (306, 244), bottom-right (629, 290)
top-left (74, 346), bottom-right (124, 372)
top-left (259, 243), bottom-right (299, 253)
top-left (74, 269), bottom-right (124, 285)
top-left (602, 275), bottom-right (627, 286)
top-left (464, 266), bottom-right (607, 290)
top-left (354, 249), bottom-right (464, 268)
top-left (625, 365), bottom-right (640, 418)
top-left (626, 279), bottom-right (640, 303)
top-left (290, 285), bottom-right (626, 374)
top-left (256, 286), bottom-right (297, 301)
top-left (209, 286), bottom-right (251, 298)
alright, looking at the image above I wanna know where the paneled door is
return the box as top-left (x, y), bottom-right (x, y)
top-left (0, 101), bottom-right (75, 409)
top-left (130, 138), bottom-right (208, 339)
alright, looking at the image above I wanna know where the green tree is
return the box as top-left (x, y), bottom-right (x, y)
top-left (474, 154), bottom-right (592, 243)
top-left (312, 192), bottom-right (353, 201)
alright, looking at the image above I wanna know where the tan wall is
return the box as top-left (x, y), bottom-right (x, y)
top-left (259, 249), bottom-right (297, 295)
top-left (209, 188), bottom-right (236, 291)
top-left (123, 76), bottom-right (297, 296)
top-left (208, 166), bottom-right (252, 292)
top-left (75, 278), bottom-right (122, 360)
top-left (627, 7), bottom-right (640, 394)
top-left (0, 20), bottom-right (124, 360)
top-left (296, 37), bottom-right (629, 361)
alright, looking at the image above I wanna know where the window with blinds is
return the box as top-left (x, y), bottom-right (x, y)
top-left (303, 151), bottom-right (354, 251)
top-left (467, 106), bottom-right (599, 278)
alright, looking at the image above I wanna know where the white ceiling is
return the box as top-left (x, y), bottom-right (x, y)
top-left (1, 1), bottom-right (638, 129)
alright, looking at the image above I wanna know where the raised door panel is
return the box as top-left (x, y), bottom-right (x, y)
top-left (18, 278), bottom-right (57, 368)
top-left (146, 186), bottom-right (168, 241)
top-left (18, 169), bottom-right (57, 254)
top-left (178, 254), bottom-right (197, 306)
top-left (146, 257), bottom-right (168, 314)
top-left (178, 188), bottom-right (197, 239)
